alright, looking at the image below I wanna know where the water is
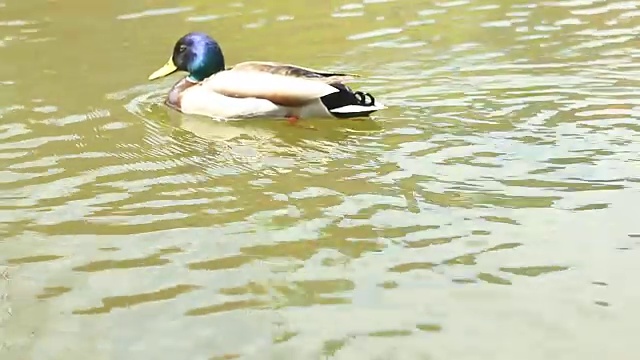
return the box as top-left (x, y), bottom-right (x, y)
top-left (1, 0), bottom-right (640, 358)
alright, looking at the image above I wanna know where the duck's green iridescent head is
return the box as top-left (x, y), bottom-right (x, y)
top-left (148, 32), bottom-right (225, 82)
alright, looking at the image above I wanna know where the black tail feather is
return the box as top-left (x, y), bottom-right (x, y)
top-left (353, 91), bottom-right (376, 106)
top-left (320, 83), bottom-right (379, 119)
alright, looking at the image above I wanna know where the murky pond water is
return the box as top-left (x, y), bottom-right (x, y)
top-left (2, 0), bottom-right (640, 358)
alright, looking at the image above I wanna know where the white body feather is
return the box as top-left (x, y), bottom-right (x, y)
top-left (180, 86), bottom-right (335, 120)
top-left (176, 68), bottom-right (381, 120)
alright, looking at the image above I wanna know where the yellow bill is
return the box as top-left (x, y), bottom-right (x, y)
top-left (148, 56), bottom-right (178, 80)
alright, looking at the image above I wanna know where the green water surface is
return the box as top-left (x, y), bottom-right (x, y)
top-left (1, 0), bottom-right (639, 359)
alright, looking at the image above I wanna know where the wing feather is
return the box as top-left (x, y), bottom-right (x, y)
top-left (202, 68), bottom-right (340, 107)
top-left (229, 61), bottom-right (360, 83)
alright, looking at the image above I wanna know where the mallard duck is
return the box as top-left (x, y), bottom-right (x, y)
top-left (147, 32), bottom-right (385, 121)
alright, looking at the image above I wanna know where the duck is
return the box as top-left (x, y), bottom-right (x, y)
top-left (147, 32), bottom-right (385, 121)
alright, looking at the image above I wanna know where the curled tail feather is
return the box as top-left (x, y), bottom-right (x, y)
top-left (320, 84), bottom-right (384, 118)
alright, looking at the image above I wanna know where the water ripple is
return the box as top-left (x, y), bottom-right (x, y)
top-left (116, 7), bottom-right (193, 20)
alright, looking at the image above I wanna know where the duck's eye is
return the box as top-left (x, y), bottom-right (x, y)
top-left (179, 45), bottom-right (187, 53)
